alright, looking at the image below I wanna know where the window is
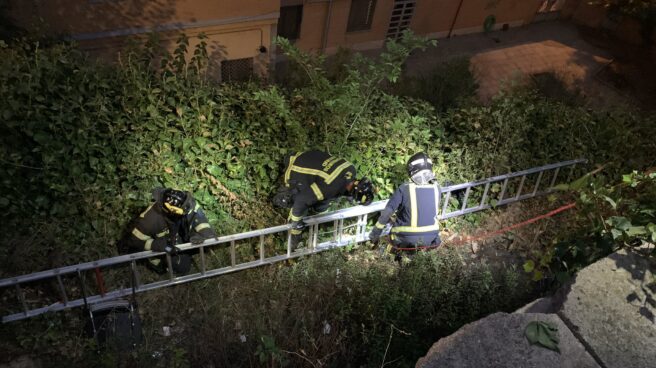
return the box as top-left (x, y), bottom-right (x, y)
top-left (221, 58), bottom-right (253, 82)
top-left (386, 0), bottom-right (415, 40)
top-left (347, 0), bottom-right (377, 32)
top-left (278, 5), bottom-right (303, 41)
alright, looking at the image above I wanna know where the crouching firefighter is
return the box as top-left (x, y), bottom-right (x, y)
top-left (118, 188), bottom-right (217, 275)
top-left (273, 150), bottom-right (375, 249)
top-left (369, 152), bottom-right (441, 258)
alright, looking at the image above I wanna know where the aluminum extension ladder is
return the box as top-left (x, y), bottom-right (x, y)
top-left (0, 159), bottom-right (585, 323)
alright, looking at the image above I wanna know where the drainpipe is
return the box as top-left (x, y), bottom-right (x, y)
top-left (448, 0), bottom-right (465, 38)
top-left (322, 0), bottom-right (334, 53)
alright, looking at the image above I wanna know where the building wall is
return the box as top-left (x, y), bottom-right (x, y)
top-left (8, 0), bottom-right (280, 79)
top-left (288, 0), bottom-right (545, 56)
top-left (446, 0), bottom-right (542, 36)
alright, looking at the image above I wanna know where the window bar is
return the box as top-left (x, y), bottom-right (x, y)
top-left (56, 274), bottom-right (68, 306)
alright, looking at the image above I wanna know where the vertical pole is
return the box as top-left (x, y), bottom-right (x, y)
top-left (332, 220), bottom-right (339, 242)
top-left (361, 214), bottom-right (368, 242)
top-left (447, 0), bottom-right (465, 38)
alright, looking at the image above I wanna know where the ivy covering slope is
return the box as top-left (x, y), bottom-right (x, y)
top-left (2, 34), bottom-right (654, 275)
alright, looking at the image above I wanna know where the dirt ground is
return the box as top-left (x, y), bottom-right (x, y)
top-left (396, 20), bottom-right (655, 109)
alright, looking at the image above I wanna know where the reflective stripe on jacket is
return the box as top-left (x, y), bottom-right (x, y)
top-left (284, 150), bottom-right (356, 221)
top-left (374, 182), bottom-right (440, 237)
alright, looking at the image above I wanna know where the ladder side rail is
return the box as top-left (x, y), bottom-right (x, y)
top-left (3, 234), bottom-right (356, 323)
top-left (440, 158), bottom-right (585, 192)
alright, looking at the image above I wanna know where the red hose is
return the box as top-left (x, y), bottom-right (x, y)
top-left (392, 202), bottom-right (577, 251)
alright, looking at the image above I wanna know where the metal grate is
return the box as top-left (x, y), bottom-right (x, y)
top-left (221, 57), bottom-right (253, 82)
top-left (386, 0), bottom-right (416, 40)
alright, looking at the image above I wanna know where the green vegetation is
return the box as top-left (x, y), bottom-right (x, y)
top-left (1, 31), bottom-right (656, 367)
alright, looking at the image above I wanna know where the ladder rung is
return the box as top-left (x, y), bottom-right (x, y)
top-left (515, 175), bottom-right (526, 199)
top-left (549, 167), bottom-right (560, 189)
top-left (441, 191), bottom-right (452, 216)
top-left (199, 246), bottom-right (206, 275)
top-left (460, 187), bottom-right (471, 211)
top-left (56, 274), bottom-right (68, 306)
top-left (480, 182), bottom-right (490, 207)
top-left (499, 178), bottom-right (509, 201)
top-left (532, 171), bottom-right (544, 196)
top-left (230, 241), bottom-right (236, 267)
top-left (15, 284), bottom-right (27, 315)
top-left (259, 235), bottom-right (265, 262)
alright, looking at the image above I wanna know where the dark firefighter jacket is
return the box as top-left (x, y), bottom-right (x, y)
top-left (374, 182), bottom-right (441, 246)
top-left (284, 150), bottom-right (356, 234)
top-left (121, 189), bottom-right (216, 253)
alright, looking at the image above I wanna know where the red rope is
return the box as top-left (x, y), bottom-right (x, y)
top-left (392, 202), bottom-right (577, 251)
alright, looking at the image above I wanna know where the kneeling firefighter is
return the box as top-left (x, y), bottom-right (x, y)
top-left (118, 188), bottom-right (217, 275)
top-left (273, 150), bottom-right (375, 249)
top-left (369, 152), bottom-right (442, 256)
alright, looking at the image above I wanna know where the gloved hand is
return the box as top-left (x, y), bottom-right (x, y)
top-left (369, 227), bottom-right (382, 245)
top-left (190, 233), bottom-right (206, 245)
top-left (164, 245), bottom-right (179, 256)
